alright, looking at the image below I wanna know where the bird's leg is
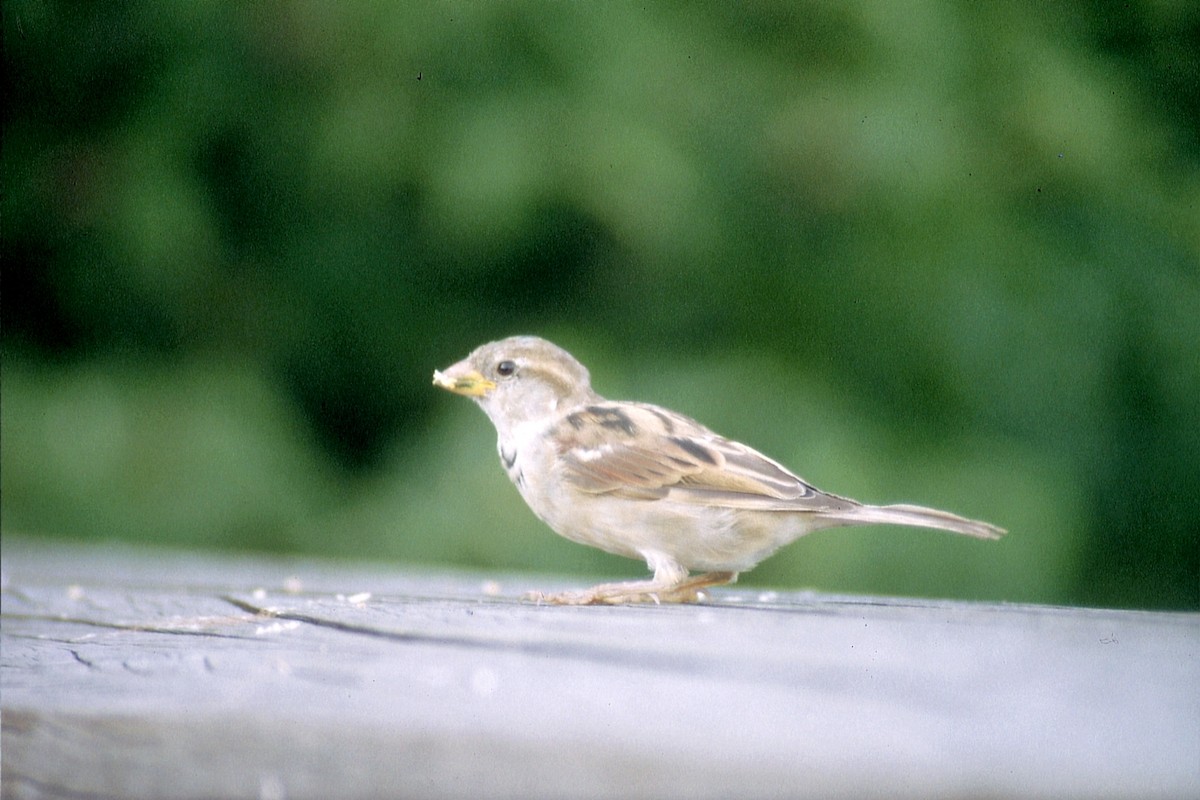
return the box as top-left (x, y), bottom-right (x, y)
top-left (671, 570), bottom-right (739, 598)
top-left (525, 555), bottom-right (738, 605)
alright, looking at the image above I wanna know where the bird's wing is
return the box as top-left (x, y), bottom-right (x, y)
top-left (554, 402), bottom-right (859, 513)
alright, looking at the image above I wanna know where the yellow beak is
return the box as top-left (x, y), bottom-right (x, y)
top-left (432, 367), bottom-right (496, 398)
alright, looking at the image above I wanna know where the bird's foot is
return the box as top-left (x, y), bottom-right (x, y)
top-left (524, 572), bottom-right (737, 605)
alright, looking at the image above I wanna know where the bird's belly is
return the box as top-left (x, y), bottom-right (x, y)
top-left (534, 493), bottom-right (818, 572)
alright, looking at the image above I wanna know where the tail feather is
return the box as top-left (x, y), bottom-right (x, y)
top-left (836, 503), bottom-right (1006, 540)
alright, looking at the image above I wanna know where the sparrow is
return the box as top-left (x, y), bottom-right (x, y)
top-left (433, 336), bottom-right (1005, 605)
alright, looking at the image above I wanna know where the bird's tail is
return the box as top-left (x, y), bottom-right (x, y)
top-left (835, 503), bottom-right (1005, 540)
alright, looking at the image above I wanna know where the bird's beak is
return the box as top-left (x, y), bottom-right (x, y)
top-left (432, 362), bottom-right (496, 398)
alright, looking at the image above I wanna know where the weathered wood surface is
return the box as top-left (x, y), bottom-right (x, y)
top-left (2, 537), bottom-right (1198, 800)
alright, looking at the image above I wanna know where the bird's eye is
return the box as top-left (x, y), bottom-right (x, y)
top-left (496, 360), bottom-right (516, 377)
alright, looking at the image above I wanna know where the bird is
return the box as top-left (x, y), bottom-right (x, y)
top-left (433, 336), bottom-right (1005, 605)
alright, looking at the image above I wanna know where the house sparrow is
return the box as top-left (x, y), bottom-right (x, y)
top-left (433, 336), bottom-right (1005, 605)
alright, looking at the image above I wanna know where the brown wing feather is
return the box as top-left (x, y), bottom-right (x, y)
top-left (557, 405), bottom-right (715, 494)
top-left (555, 402), bottom-right (860, 513)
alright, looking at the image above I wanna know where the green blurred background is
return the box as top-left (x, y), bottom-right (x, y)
top-left (3, 2), bottom-right (1197, 609)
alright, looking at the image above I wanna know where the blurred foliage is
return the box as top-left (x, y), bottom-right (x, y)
top-left (2, 1), bottom-right (1197, 609)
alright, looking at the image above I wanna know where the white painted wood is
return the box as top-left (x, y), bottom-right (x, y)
top-left (2, 538), bottom-right (1198, 799)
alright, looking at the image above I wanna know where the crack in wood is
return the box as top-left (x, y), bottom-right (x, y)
top-left (221, 594), bottom-right (734, 678)
top-left (69, 649), bottom-right (96, 669)
top-left (0, 612), bottom-right (256, 640)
